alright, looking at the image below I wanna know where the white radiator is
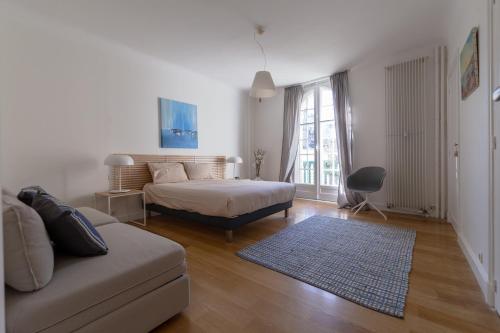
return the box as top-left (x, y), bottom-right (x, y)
top-left (385, 56), bottom-right (430, 215)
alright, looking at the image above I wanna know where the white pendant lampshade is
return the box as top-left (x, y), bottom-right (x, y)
top-left (250, 26), bottom-right (276, 101)
top-left (250, 71), bottom-right (276, 99)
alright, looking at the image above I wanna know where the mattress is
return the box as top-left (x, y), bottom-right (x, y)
top-left (144, 179), bottom-right (296, 218)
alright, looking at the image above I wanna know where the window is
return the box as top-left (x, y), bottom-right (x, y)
top-left (294, 82), bottom-right (340, 200)
top-left (297, 91), bottom-right (316, 185)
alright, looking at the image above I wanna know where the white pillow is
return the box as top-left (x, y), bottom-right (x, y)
top-left (2, 189), bottom-right (54, 291)
top-left (148, 162), bottom-right (189, 184)
top-left (183, 162), bottom-right (213, 180)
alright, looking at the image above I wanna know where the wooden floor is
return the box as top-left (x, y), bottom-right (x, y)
top-left (138, 199), bottom-right (500, 333)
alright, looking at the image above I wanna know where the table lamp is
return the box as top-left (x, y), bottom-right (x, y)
top-left (226, 156), bottom-right (243, 179)
top-left (104, 154), bottom-right (134, 193)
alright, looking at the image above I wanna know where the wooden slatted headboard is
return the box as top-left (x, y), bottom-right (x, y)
top-left (111, 154), bottom-right (226, 191)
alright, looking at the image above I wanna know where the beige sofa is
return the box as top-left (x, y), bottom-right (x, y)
top-left (5, 207), bottom-right (189, 333)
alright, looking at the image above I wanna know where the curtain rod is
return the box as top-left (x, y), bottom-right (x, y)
top-left (285, 69), bottom-right (350, 89)
top-left (299, 75), bottom-right (330, 86)
top-left (283, 76), bottom-right (330, 89)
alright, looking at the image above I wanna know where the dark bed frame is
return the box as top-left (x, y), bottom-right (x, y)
top-left (146, 200), bottom-right (293, 242)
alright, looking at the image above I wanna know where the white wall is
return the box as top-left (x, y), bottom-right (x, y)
top-left (0, 7), bottom-right (248, 214)
top-left (444, 0), bottom-right (492, 300)
top-left (250, 89), bottom-right (285, 181)
top-left (350, 60), bottom-right (388, 205)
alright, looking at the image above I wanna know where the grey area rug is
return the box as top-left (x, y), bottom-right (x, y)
top-left (237, 215), bottom-right (416, 318)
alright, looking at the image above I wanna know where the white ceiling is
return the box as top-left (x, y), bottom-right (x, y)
top-left (8, 0), bottom-right (451, 89)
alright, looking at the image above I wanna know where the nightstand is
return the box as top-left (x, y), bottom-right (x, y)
top-left (95, 190), bottom-right (146, 226)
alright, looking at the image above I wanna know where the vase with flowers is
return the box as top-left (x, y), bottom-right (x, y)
top-left (254, 149), bottom-right (265, 180)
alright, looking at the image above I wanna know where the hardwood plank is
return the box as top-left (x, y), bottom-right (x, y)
top-left (136, 199), bottom-right (500, 333)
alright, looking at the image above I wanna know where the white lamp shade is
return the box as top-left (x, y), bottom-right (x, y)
top-left (250, 71), bottom-right (276, 98)
top-left (104, 154), bottom-right (134, 166)
top-left (226, 156), bottom-right (243, 164)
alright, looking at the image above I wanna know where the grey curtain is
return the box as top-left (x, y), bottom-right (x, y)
top-left (279, 85), bottom-right (304, 182)
top-left (330, 71), bottom-right (361, 207)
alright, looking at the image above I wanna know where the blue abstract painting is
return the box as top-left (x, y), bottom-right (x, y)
top-left (159, 98), bottom-right (198, 149)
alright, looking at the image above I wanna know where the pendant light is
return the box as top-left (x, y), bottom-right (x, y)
top-left (250, 25), bottom-right (276, 102)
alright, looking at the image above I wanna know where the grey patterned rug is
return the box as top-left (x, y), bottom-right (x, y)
top-left (237, 215), bottom-right (416, 318)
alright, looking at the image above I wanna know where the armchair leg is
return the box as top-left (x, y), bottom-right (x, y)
top-left (353, 200), bottom-right (367, 215)
top-left (284, 209), bottom-right (289, 218)
top-left (352, 192), bottom-right (388, 221)
top-left (368, 202), bottom-right (388, 221)
top-left (351, 201), bottom-right (364, 212)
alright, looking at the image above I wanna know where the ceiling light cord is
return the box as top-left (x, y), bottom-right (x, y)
top-left (254, 31), bottom-right (267, 70)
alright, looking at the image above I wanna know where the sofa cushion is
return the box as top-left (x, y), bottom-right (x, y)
top-left (78, 207), bottom-right (119, 227)
top-left (32, 194), bottom-right (108, 256)
top-left (2, 190), bottom-right (54, 292)
top-left (31, 193), bottom-right (73, 222)
top-left (5, 223), bottom-right (186, 333)
top-left (54, 210), bottom-right (108, 256)
top-left (17, 185), bottom-right (48, 206)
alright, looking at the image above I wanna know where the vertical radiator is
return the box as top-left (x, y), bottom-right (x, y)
top-left (385, 57), bottom-right (429, 215)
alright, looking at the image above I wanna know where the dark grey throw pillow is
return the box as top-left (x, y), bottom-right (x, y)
top-left (31, 194), bottom-right (108, 256)
top-left (17, 186), bottom-right (48, 206)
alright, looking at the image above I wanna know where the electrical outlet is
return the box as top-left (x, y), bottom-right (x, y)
top-left (479, 253), bottom-right (484, 264)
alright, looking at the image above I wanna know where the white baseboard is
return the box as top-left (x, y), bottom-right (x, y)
top-left (447, 215), bottom-right (457, 228)
top-left (456, 232), bottom-right (490, 302)
top-left (371, 202), bottom-right (445, 218)
top-left (371, 202), bottom-right (422, 216)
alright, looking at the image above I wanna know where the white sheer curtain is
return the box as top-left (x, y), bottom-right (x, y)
top-left (330, 71), bottom-right (361, 207)
top-left (279, 85), bottom-right (304, 182)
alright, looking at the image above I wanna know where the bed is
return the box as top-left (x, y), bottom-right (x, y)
top-left (114, 154), bottom-right (295, 241)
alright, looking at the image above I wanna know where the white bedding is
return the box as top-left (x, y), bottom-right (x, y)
top-left (144, 179), bottom-right (296, 218)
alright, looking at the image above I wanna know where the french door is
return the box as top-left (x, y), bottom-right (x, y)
top-left (294, 81), bottom-right (340, 201)
top-left (493, 0), bottom-right (500, 313)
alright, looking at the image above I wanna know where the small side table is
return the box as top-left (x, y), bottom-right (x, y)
top-left (95, 190), bottom-right (147, 227)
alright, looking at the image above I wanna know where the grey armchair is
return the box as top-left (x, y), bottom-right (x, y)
top-left (347, 166), bottom-right (387, 220)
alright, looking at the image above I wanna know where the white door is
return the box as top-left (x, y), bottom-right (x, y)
top-left (493, 0), bottom-right (500, 313)
top-left (447, 53), bottom-right (461, 231)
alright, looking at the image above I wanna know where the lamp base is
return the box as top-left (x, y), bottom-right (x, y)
top-left (109, 189), bottom-right (131, 193)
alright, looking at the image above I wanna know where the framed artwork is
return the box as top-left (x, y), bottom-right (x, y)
top-left (159, 97), bottom-right (198, 149)
top-left (460, 27), bottom-right (479, 100)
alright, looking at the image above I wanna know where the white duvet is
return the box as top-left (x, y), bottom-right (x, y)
top-left (144, 179), bottom-right (296, 218)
